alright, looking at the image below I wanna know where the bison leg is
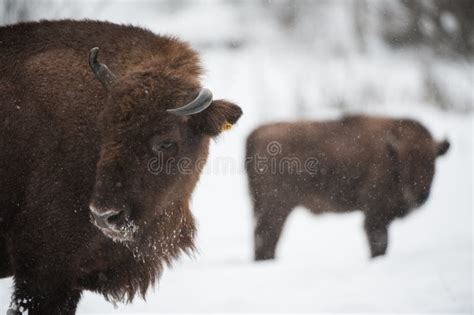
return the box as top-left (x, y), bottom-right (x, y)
top-left (254, 199), bottom-right (293, 261)
top-left (9, 277), bottom-right (81, 315)
top-left (364, 214), bottom-right (390, 258)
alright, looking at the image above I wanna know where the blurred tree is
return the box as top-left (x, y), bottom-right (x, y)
top-left (0, 0), bottom-right (31, 24)
top-left (353, 0), bottom-right (368, 53)
top-left (260, 0), bottom-right (299, 30)
top-left (434, 0), bottom-right (474, 54)
top-left (380, 0), bottom-right (474, 55)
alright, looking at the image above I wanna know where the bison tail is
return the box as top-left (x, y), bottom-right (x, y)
top-left (436, 139), bottom-right (450, 157)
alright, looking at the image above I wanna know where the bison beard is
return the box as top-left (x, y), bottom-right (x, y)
top-left (247, 115), bottom-right (449, 261)
top-left (0, 20), bottom-right (242, 314)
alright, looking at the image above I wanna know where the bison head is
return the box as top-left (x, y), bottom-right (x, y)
top-left (87, 48), bottom-right (242, 244)
top-left (389, 122), bottom-right (450, 210)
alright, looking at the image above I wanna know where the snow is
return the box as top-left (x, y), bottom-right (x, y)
top-left (1, 96), bottom-right (471, 314)
top-left (74, 105), bottom-right (470, 314)
top-left (0, 0), bottom-right (472, 313)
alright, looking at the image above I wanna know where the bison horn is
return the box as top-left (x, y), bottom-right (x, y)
top-left (167, 88), bottom-right (213, 116)
top-left (89, 47), bottom-right (116, 87)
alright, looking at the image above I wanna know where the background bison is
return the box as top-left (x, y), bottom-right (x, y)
top-left (0, 1), bottom-right (471, 313)
top-left (0, 20), bottom-right (241, 314)
top-left (246, 115), bottom-right (449, 261)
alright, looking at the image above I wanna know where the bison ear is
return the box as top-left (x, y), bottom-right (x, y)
top-left (190, 100), bottom-right (242, 136)
top-left (436, 139), bottom-right (450, 157)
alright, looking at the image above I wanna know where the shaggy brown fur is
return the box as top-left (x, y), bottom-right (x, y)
top-left (246, 115), bottom-right (449, 261)
top-left (0, 20), bottom-right (242, 314)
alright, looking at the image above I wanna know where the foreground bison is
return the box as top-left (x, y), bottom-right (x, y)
top-left (246, 115), bottom-right (449, 261)
top-left (0, 20), bottom-right (241, 314)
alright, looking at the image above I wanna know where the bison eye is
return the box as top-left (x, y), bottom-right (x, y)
top-left (150, 136), bottom-right (177, 155)
top-left (158, 142), bottom-right (175, 150)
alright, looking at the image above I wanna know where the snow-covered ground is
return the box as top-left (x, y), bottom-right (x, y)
top-left (72, 105), bottom-right (470, 313)
top-left (1, 98), bottom-right (471, 313)
top-left (0, 0), bottom-right (472, 313)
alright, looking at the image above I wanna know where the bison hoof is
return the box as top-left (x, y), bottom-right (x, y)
top-left (254, 254), bottom-right (275, 261)
top-left (370, 251), bottom-right (386, 259)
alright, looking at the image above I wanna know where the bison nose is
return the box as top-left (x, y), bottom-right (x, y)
top-left (90, 205), bottom-right (128, 230)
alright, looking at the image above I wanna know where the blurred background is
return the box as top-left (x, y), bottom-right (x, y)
top-left (0, 0), bottom-right (472, 313)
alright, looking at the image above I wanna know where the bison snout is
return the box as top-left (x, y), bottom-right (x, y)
top-left (90, 205), bottom-right (130, 230)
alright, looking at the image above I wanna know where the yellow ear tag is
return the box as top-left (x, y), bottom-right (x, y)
top-left (221, 121), bottom-right (233, 132)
